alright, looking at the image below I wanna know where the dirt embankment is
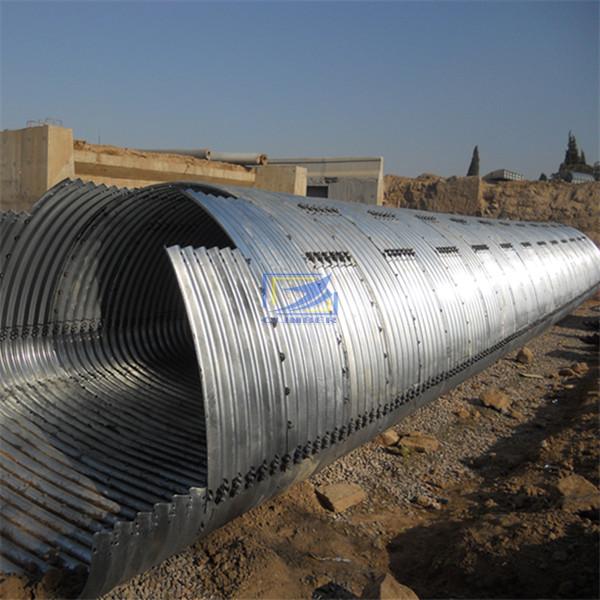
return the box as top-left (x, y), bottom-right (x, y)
top-left (73, 140), bottom-right (250, 174)
top-left (384, 175), bottom-right (600, 245)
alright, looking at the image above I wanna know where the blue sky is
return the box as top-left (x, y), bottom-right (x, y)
top-left (1, 1), bottom-right (597, 178)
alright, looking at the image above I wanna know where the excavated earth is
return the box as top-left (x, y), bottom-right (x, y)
top-left (384, 175), bottom-right (600, 246)
top-left (4, 299), bottom-right (596, 599)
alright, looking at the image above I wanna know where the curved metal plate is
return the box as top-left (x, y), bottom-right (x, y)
top-left (1, 179), bottom-right (598, 597)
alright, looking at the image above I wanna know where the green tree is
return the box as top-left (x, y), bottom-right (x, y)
top-left (558, 132), bottom-right (593, 176)
top-left (467, 145), bottom-right (480, 177)
top-left (564, 131), bottom-right (580, 166)
top-left (539, 173), bottom-right (548, 181)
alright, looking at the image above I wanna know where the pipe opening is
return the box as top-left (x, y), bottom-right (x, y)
top-left (0, 182), bottom-right (234, 585)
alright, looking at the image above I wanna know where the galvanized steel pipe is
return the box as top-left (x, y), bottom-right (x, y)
top-left (0, 179), bottom-right (599, 597)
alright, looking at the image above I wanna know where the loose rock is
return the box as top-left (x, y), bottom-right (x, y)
top-left (557, 474), bottom-right (600, 513)
top-left (362, 573), bottom-right (420, 600)
top-left (480, 388), bottom-right (511, 413)
top-left (413, 495), bottom-right (442, 510)
top-left (0, 576), bottom-right (29, 600)
top-left (316, 483), bottom-right (366, 513)
top-left (508, 408), bottom-right (525, 421)
top-left (453, 404), bottom-right (480, 420)
top-left (376, 429), bottom-right (400, 447)
top-left (385, 446), bottom-right (408, 457)
top-left (516, 347), bottom-right (534, 365)
top-left (558, 367), bottom-right (576, 378)
top-left (398, 432), bottom-right (440, 454)
top-left (571, 362), bottom-right (589, 376)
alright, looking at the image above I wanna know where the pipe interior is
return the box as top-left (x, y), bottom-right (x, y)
top-left (0, 185), bottom-right (233, 576)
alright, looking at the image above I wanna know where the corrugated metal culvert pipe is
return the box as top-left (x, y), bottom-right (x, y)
top-left (1, 179), bottom-right (599, 597)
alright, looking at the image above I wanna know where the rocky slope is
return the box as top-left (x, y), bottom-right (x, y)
top-left (384, 175), bottom-right (600, 245)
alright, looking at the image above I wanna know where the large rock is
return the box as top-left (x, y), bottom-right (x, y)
top-left (516, 346), bottom-right (534, 365)
top-left (480, 388), bottom-right (511, 413)
top-left (316, 483), bottom-right (366, 513)
top-left (397, 432), bottom-right (439, 454)
top-left (557, 474), bottom-right (600, 513)
top-left (376, 429), bottom-right (400, 446)
top-left (362, 573), bottom-right (419, 600)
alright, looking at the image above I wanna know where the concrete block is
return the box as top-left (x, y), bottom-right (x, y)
top-left (316, 483), bottom-right (366, 512)
top-left (1, 125), bottom-right (74, 211)
top-left (254, 165), bottom-right (307, 195)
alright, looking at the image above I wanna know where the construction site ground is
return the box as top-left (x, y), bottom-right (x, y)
top-left (97, 300), bottom-right (600, 600)
top-left (1, 301), bottom-right (598, 600)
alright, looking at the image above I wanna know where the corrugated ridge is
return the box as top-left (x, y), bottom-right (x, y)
top-left (1, 179), bottom-right (599, 598)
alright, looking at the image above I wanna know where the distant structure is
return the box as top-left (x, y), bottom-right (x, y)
top-left (483, 169), bottom-right (525, 182)
top-left (467, 145), bottom-right (480, 177)
top-left (554, 131), bottom-right (596, 182)
top-left (561, 171), bottom-right (595, 184)
top-left (268, 156), bottom-right (384, 205)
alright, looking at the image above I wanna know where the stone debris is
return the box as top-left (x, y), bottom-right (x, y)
top-left (558, 367), bottom-right (577, 378)
top-left (571, 362), bottom-right (589, 376)
top-left (516, 346), bottom-right (534, 365)
top-left (397, 432), bottom-right (440, 454)
top-left (479, 388), bottom-right (511, 413)
top-left (316, 483), bottom-right (366, 513)
top-left (453, 404), bottom-right (481, 420)
top-left (508, 408), bottom-right (525, 421)
top-left (376, 429), bottom-right (400, 446)
top-left (0, 576), bottom-right (28, 600)
top-left (384, 446), bottom-right (408, 457)
top-left (519, 372), bottom-right (544, 380)
top-left (557, 474), bottom-right (600, 513)
top-left (362, 573), bottom-right (420, 600)
top-left (413, 495), bottom-right (442, 510)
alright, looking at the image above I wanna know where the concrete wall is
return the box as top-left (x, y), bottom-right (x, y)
top-left (269, 157), bottom-right (384, 205)
top-left (1, 125), bottom-right (75, 211)
top-left (254, 165), bottom-right (307, 195)
top-left (309, 176), bottom-right (381, 205)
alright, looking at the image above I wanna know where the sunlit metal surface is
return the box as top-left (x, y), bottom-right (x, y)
top-left (1, 179), bottom-right (599, 596)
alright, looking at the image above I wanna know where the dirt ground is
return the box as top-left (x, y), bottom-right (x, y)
top-left (96, 300), bottom-right (599, 600)
top-left (1, 301), bottom-right (597, 600)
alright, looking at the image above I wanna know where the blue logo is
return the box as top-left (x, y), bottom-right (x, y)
top-left (262, 273), bottom-right (339, 324)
